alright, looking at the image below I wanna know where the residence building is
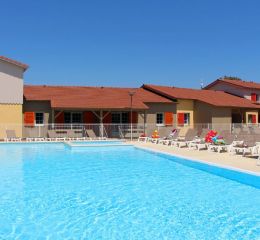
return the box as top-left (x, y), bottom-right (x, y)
top-left (23, 85), bottom-right (176, 138)
top-left (0, 56), bottom-right (28, 138)
top-left (0, 56), bottom-right (259, 139)
top-left (204, 78), bottom-right (260, 124)
top-left (142, 84), bottom-right (260, 131)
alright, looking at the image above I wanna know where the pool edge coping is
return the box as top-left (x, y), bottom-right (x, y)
top-left (134, 145), bottom-right (260, 177)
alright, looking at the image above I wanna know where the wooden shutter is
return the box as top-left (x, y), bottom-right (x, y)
top-left (103, 112), bottom-right (112, 123)
top-left (55, 112), bottom-right (64, 124)
top-left (251, 93), bottom-right (257, 102)
top-left (165, 112), bottom-right (173, 125)
top-left (83, 111), bottom-right (95, 123)
top-left (131, 112), bottom-right (138, 124)
top-left (252, 114), bottom-right (257, 124)
top-left (177, 113), bottom-right (184, 125)
top-left (24, 112), bottom-right (35, 126)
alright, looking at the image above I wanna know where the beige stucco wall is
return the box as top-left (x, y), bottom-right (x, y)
top-left (211, 107), bottom-right (232, 131)
top-left (23, 101), bottom-right (52, 124)
top-left (245, 110), bottom-right (259, 124)
top-left (143, 103), bottom-right (177, 136)
top-left (0, 104), bottom-right (23, 138)
top-left (193, 101), bottom-right (232, 131)
top-left (22, 101), bottom-right (52, 138)
top-left (176, 99), bottom-right (194, 128)
top-left (193, 101), bottom-right (212, 124)
top-left (0, 60), bottom-right (24, 104)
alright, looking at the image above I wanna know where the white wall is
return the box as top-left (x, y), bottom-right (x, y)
top-left (208, 82), bottom-right (260, 103)
top-left (0, 59), bottom-right (24, 104)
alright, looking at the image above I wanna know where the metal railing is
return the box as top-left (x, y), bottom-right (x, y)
top-left (0, 123), bottom-right (259, 139)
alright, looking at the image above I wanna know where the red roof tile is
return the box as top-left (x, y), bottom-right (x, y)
top-left (143, 84), bottom-right (260, 109)
top-left (0, 56), bottom-right (29, 70)
top-left (24, 85), bottom-right (172, 110)
top-left (204, 78), bottom-right (260, 90)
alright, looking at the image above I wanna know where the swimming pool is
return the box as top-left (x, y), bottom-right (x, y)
top-left (66, 140), bottom-right (130, 147)
top-left (0, 143), bottom-right (259, 239)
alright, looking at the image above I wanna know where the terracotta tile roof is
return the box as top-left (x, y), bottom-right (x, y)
top-left (143, 84), bottom-right (260, 109)
top-left (0, 56), bottom-right (29, 70)
top-left (24, 85), bottom-right (172, 110)
top-left (204, 78), bottom-right (260, 90)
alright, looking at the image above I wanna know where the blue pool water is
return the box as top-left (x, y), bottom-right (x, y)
top-left (0, 143), bottom-right (259, 239)
top-left (69, 140), bottom-right (126, 147)
top-left (72, 140), bottom-right (125, 145)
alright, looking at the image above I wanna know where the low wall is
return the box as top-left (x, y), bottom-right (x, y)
top-left (0, 104), bottom-right (23, 138)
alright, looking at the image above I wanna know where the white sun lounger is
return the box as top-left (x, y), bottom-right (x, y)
top-left (138, 136), bottom-right (149, 142)
top-left (158, 130), bottom-right (180, 145)
top-left (4, 130), bottom-right (22, 142)
top-left (47, 130), bottom-right (66, 142)
top-left (172, 129), bottom-right (198, 148)
top-left (85, 129), bottom-right (105, 140)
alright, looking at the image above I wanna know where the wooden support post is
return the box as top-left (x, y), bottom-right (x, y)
top-left (100, 110), bottom-right (103, 138)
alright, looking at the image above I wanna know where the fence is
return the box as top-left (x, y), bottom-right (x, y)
top-left (0, 123), bottom-right (260, 139)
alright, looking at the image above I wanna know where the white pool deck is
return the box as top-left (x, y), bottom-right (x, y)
top-left (133, 141), bottom-right (260, 174)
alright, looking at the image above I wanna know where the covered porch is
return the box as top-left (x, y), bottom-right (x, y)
top-left (53, 109), bottom-right (145, 139)
top-left (23, 109), bottom-right (146, 139)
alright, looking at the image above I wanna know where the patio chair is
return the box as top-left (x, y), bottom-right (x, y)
top-left (4, 130), bottom-right (22, 142)
top-left (85, 129), bottom-right (105, 140)
top-left (146, 130), bottom-right (161, 143)
top-left (231, 135), bottom-right (256, 156)
top-left (67, 129), bottom-right (86, 141)
top-left (138, 136), bottom-right (149, 142)
top-left (172, 129), bottom-right (198, 148)
top-left (26, 130), bottom-right (46, 142)
top-left (47, 130), bottom-right (66, 142)
top-left (188, 128), bottom-right (210, 151)
top-left (237, 135), bottom-right (260, 157)
top-left (158, 129), bottom-right (180, 145)
top-left (208, 131), bottom-right (239, 153)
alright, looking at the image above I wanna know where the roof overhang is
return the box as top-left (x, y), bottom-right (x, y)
top-left (0, 56), bottom-right (29, 71)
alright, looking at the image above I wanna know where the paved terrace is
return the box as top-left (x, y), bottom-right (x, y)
top-left (133, 141), bottom-right (260, 174)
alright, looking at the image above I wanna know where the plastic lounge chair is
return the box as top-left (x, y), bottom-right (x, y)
top-left (208, 131), bottom-right (238, 153)
top-left (26, 131), bottom-right (46, 142)
top-left (5, 130), bottom-right (22, 142)
top-left (257, 148), bottom-right (260, 166)
top-left (238, 136), bottom-right (260, 157)
top-left (138, 136), bottom-right (149, 142)
top-left (67, 129), bottom-right (86, 141)
top-left (85, 129), bottom-right (104, 140)
top-left (146, 130), bottom-right (161, 143)
top-left (188, 128), bottom-right (209, 150)
top-left (231, 135), bottom-right (255, 156)
top-left (26, 137), bottom-right (45, 142)
top-left (158, 129), bottom-right (180, 145)
top-left (146, 136), bottom-right (160, 143)
top-left (172, 129), bottom-right (198, 148)
top-left (47, 130), bottom-right (66, 142)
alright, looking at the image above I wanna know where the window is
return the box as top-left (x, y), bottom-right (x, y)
top-left (122, 112), bottom-right (129, 123)
top-left (111, 112), bottom-right (129, 123)
top-left (178, 112), bottom-right (190, 126)
top-left (64, 112), bottom-right (82, 124)
top-left (251, 93), bottom-right (257, 102)
top-left (64, 112), bottom-right (71, 123)
top-left (184, 113), bottom-right (190, 125)
top-left (35, 112), bottom-right (44, 125)
top-left (72, 113), bottom-right (82, 123)
top-left (112, 113), bottom-right (121, 123)
top-left (248, 114), bottom-right (257, 124)
top-left (156, 113), bottom-right (164, 125)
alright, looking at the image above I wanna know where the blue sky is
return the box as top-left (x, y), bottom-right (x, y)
top-left (1, 0), bottom-right (260, 88)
